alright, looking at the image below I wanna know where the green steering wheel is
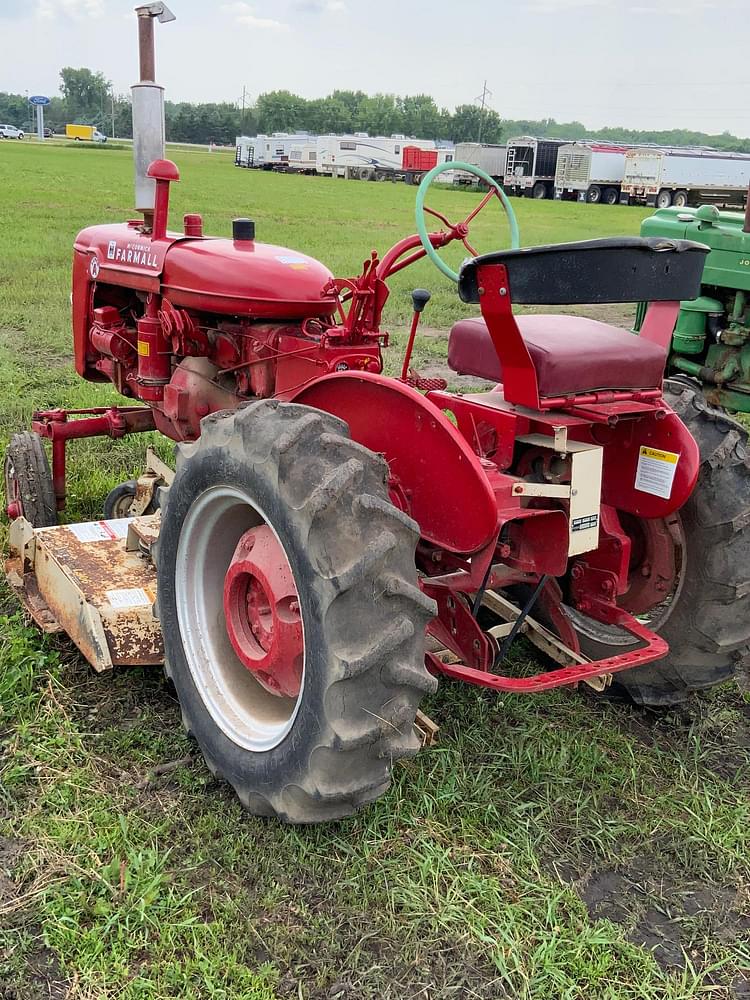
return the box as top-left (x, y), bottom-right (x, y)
top-left (415, 161), bottom-right (521, 282)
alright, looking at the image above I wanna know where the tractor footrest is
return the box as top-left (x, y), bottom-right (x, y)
top-left (426, 596), bottom-right (667, 693)
top-left (402, 373), bottom-right (448, 391)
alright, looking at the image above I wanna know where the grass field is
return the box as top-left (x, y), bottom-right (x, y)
top-left (1, 140), bottom-right (749, 1000)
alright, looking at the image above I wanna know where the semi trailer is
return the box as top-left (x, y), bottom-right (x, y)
top-left (504, 136), bottom-right (567, 198)
top-left (621, 147), bottom-right (750, 209)
top-left (451, 142), bottom-right (507, 184)
top-left (554, 142), bottom-right (632, 204)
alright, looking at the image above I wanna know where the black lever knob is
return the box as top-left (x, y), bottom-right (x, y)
top-left (411, 288), bottom-right (431, 314)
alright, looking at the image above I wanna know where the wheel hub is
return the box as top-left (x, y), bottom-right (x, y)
top-left (223, 525), bottom-right (303, 699)
top-left (4, 458), bottom-right (20, 520)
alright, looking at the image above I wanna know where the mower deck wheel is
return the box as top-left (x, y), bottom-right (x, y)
top-left (153, 399), bottom-right (437, 823)
top-left (103, 480), bottom-right (139, 519)
top-left (3, 431), bottom-right (57, 527)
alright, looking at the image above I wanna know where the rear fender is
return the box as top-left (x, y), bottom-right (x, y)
top-left (292, 373), bottom-right (499, 554)
top-left (594, 405), bottom-right (699, 517)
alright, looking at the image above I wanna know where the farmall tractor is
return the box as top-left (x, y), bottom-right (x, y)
top-left (4, 5), bottom-right (750, 823)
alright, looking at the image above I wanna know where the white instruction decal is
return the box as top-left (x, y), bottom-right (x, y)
top-left (635, 446), bottom-right (679, 500)
top-left (107, 587), bottom-right (152, 609)
top-left (68, 518), bottom-right (133, 543)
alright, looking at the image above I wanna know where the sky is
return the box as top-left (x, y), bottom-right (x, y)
top-left (1, 0), bottom-right (748, 136)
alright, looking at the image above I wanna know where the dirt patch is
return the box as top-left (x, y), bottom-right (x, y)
top-left (579, 856), bottom-right (750, 970)
top-left (0, 839), bottom-right (71, 1000)
top-left (0, 942), bottom-right (71, 1000)
top-left (518, 302), bottom-right (637, 328)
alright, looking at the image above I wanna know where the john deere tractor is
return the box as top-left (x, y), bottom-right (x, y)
top-left (636, 196), bottom-right (750, 413)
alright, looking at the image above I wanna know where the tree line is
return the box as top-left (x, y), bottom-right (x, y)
top-left (1, 66), bottom-right (749, 154)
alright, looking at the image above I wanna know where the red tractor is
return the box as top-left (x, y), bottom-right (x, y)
top-left (4, 5), bottom-right (749, 822)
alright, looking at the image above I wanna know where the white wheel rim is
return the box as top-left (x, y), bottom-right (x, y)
top-left (174, 485), bottom-right (305, 752)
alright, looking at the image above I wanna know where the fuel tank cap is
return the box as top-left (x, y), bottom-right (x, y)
top-left (233, 218), bottom-right (255, 242)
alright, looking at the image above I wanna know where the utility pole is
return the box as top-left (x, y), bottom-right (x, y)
top-left (476, 80), bottom-right (492, 143)
top-left (111, 87), bottom-right (116, 138)
top-left (240, 85), bottom-right (248, 133)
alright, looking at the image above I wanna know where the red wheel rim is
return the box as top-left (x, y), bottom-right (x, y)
top-left (223, 525), bottom-right (303, 699)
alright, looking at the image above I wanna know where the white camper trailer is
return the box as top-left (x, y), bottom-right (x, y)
top-left (284, 140), bottom-right (318, 173)
top-left (235, 135), bottom-right (264, 168)
top-left (317, 133), bottom-right (435, 179)
top-left (235, 133), bottom-right (317, 170)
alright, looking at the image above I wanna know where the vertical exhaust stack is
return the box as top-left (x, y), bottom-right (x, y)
top-left (744, 182), bottom-right (750, 234)
top-left (132, 2), bottom-right (175, 228)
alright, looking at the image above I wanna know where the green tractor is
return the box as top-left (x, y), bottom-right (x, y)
top-left (636, 196), bottom-right (750, 413)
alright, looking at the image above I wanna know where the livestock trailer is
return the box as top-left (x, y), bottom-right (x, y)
top-left (554, 142), bottom-right (632, 204)
top-left (504, 136), bottom-right (567, 198)
top-left (317, 134), bottom-right (435, 180)
top-left (453, 142), bottom-right (507, 184)
top-left (621, 147), bottom-right (750, 208)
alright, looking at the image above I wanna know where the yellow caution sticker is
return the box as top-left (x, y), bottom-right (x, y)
top-left (635, 445), bottom-right (679, 500)
top-left (137, 340), bottom-right (150, 357)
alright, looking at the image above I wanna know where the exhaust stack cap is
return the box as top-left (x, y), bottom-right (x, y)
top-left (135, 2), bottom-right (176, 23)
top-left (233, 218), bottom-right (256, 242)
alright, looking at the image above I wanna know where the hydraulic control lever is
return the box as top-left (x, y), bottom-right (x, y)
top-left (401, 288), bottom-right (431, 380)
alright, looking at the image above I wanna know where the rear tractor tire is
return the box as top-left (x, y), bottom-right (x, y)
top-left (571, 383), bottom-right (750, 706)
top-left (153, 400), bottom-right (437, 823)
top-left (3, 431), bottom-right (57, 527)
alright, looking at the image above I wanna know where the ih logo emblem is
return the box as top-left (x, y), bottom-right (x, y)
top-left (107, 240), bottom-right (117, 260)
top-left (89, 256), bottom-right (100, 279)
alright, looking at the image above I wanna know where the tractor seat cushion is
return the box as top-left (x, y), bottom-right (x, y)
top-left (447, 314), bottom-right (666, 397)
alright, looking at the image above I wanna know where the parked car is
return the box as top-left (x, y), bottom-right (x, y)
top-left (43, 127), bottom-right (55, 138)
top-left (0, 124), bottom-right (24, 139)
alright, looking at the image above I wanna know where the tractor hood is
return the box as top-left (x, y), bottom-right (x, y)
top-left (74, 222), bottom-right (338, 320)
top-left (161, 236), bottom-right (338, 319)
top-left (641, 206), bottom-right (750, 293)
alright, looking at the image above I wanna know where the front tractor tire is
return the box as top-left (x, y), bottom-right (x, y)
top-left (4, 431), bottom-right (57, 527)
top-left (153, 400), bottom-right (437, 823)
top-left (574, 383), bottom-right (750, 706)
